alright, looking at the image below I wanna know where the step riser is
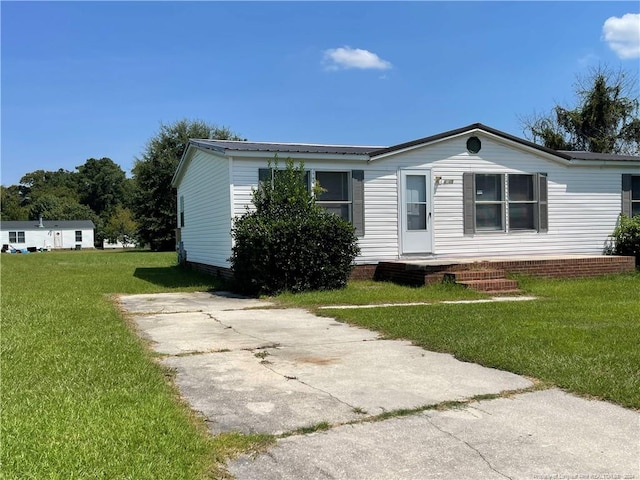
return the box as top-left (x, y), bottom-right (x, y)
top-left (443, 270), bottom-right (506, 281)
top-left (459, 280), bottom-right (519, 292)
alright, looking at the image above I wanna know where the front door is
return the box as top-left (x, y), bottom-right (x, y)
top-left (53, 231), bottom-right (63, 249)
top-left (400, 170), bottom-right (432, 254)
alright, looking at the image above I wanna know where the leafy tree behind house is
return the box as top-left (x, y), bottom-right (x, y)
top-left (132, 119), bottom-right (244, 251)
top-left (522, 66), bottom-right (640, 154)
top-left (230, 157), bottom-right (360, 295)
top-left (103, 205), bottom-right (138, 247)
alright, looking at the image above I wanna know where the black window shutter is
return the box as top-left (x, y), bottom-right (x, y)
top-left (622, 174), bottom-right (632, 216)
top-left (463, 173), bottom-right (474, 234)
top-left (352, 170), bottom-right (365, 237)
top-left (537, 173), bottom-right (548, 233)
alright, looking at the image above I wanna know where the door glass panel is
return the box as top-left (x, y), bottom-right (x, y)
top-left (406, 175), bottom-right (427, 231)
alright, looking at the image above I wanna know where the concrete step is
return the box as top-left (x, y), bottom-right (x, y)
top-left (458, 278), bottom-right (520, 292)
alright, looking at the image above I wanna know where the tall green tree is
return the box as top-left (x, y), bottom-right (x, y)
top-left (0, 185), bottom-right (28, 220)
top-left (132, 119), bottom-right (244, 251)
top-left (76, 157), bottom-right (128, 218)
top-left (104, 206), bottom-right (137, 247)
top-left (523, 66), bottom-right (640, 154)
top-left (18, 169), bottom-right (80, 208)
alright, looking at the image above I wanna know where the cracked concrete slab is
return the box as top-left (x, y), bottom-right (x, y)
top-left (119, 292), bottom-right (639, 479)
top-left (119, 291), bottom-right (272, 315)
top-left (229, 389), bottom-right (639, 480)
top-left (163, 350), bottom-right (362, 434)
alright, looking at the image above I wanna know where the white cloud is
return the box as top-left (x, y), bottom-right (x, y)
top-left (602, 13), bottom-right (640, 59)
top-left (324, 46), bottom-right (392, 71)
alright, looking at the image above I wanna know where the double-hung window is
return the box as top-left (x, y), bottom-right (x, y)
top-left (9, 231), bottom-right (25, 243)
top-left (464, 172), bottom-right (548, 233)
top-left (258, 167), bottom-right (365, 236)
top-left (315, 171), bottom-right (351, 222)
top-left (75, 230), bottom-right (83, 242)
top-left (622, 174), bottom-right (640, 217)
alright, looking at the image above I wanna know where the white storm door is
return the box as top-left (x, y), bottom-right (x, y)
top-left (401, 170), bottom-right (432, 254)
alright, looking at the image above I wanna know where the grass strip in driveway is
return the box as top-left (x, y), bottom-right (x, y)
top-left (307, 274), bottom-right (640, 409)
top-left (1, 250), bottom-right (272, 479)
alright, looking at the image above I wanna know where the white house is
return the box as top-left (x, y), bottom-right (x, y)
top-left (1, 219), bottom-right (95, 251)
top-left (171, 123), bottom-right (639, 276)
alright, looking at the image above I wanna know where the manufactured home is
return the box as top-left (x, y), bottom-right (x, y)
top-left (171, 123), bottom-right (639, 277)
top-left (1, 219), bottom-right (95, 251)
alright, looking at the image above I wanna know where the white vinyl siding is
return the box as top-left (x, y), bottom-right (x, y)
top-left (176, 148), bottom-right (232, 267)
top-left (176, 133), bottom-right (637, 270)
top-left (371, 134), bottom-right (634, 258)
top-left (1, 227), bottom-right (94, 250)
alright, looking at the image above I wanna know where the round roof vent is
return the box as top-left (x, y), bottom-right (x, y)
top-left (466, 136), bottom-right (481, 154)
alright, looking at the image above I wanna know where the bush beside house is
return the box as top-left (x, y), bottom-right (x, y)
top-left (230, 157), bottom-right (360, 295)
top-left (611, 214), bottom-right (640, 267)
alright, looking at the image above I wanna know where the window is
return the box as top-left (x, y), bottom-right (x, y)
top-left (179, 196), bottom-right (185, 228)
top-left (622, 175), bottom-right (640, 217)
top-left (9, 231), bottom-right (25, 243)
top-left (464, 173), bottom-right (548, 234)
top-left (634, 176), bottom-right (640, 217)
top-left (258, 168), bottom-right (365, 236)
top-left (75, 230), bottom-right (83, 242)
top-left (475, 174), bottom-right (504, 231)
top-left (315, 171), bottom-right (351, 222)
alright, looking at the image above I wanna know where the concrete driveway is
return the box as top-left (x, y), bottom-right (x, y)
top-left (119, 291), bottom-right (639, 480)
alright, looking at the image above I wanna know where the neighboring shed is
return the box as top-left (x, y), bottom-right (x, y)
top-left (171, 123), bottom-right (640, 276)
top-left (0, 219), bottom-right (95, 251)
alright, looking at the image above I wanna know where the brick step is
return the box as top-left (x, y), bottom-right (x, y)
top-left (443, 269), bottom-right (506, 282)
top-left (458, 278), bottom-right (520, 292)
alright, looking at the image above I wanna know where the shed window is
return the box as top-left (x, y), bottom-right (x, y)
top-left (9, 231), bottom-right (25, 243)
top-left (75, 230), bottom-right (83, 242)
top-left (464, 173), bottom-right (547, 234)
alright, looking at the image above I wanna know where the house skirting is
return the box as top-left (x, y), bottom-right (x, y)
top-left (185, 261), bottom-right (234, 280)
top-left (186, 256), bottom-right (635, 286)
top-left (367, 255), bottom-right (636, 286)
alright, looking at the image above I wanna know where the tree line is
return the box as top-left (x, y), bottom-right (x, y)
top-left (1, 67), bottom-right (638, 251)
top-left (1, 119), bottom-right (243, 250)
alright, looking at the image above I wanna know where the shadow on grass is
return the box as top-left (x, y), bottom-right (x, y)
top-left (133, 266), bottom-right (227, 290)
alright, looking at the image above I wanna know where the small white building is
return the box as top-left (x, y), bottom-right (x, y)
top-left (171, 123), bottom-right (640, 275)
top-left (1, 219), bottom-right (95, 251)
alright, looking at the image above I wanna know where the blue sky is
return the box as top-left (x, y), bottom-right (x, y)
top-left (2, 1), bottom-right (639, 187)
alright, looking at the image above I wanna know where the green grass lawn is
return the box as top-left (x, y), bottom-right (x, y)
top-left (1, 250), bottom-right (270, 480)
top-left (3, 251), bottom-right (638, 478)
top-left (284, 274), bottom-right (640, 409)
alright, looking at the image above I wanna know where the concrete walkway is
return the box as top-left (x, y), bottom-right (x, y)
top-left (119, 292), bottom-right (639, 480)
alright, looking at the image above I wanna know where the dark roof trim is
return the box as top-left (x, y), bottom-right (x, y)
top-left (368, 123), bottom-right (574, 160)
top-left (1, 220), bottom-right (95, 230)
top-left (558, 150), bottom-right (640, 162)
top-left (190, 139), bottom-right (379, 156)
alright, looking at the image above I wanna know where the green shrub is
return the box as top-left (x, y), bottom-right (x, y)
top-left (230, 157), bottom-right (360, 295)
top-left (611, 214), bottom-right (640, 266)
